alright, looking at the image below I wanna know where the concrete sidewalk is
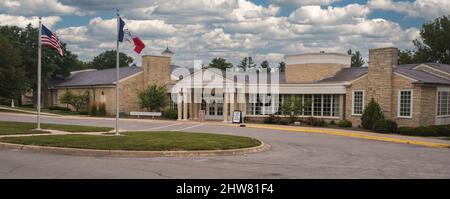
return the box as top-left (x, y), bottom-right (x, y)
top-left (242, 124), bottom-right (450, 148)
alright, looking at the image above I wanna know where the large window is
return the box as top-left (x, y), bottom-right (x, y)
top-left (352, 91), bottom-right (364, 115)
top-left (398, 90), bottom-right (413, 118)
top-left (438, 90), bottom-right (450, 116)
top-left (246, 94), bottom-right (340, 118)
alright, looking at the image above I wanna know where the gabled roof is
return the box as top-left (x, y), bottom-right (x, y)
top-left (56, 66), bottom-right (143, 87)
top-left (419, 63), bottom-right (450, 74)
top-left (317, 67), bottom-right (368, 83)
top-left (318, 63), bottom-right (450, 85)
top-left (396, 64), bottom-right (450, 85)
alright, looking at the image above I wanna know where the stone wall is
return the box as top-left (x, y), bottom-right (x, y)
top-left (119, 72), bottom-right (145, 113)
top-left (345, 47), bottom-right (438, 127)
top-left (285, 63), bottom-right (347, 83)
top-left (367, 47), bottom-right (397, 119)
top-left (142, 55), bottom-right (171, 87)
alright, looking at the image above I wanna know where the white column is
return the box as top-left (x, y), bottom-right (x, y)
top-left (229, 91), bottom-right (235, 122)
top-left (183, 90), bottom-right (188, 121)
top-left (177, 92), bottom-right (183, 120)
top-left (223, 91), bottom-right (228, 122)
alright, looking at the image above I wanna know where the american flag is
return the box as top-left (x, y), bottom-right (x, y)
top-left (41, 25), bottom-right (64, 56)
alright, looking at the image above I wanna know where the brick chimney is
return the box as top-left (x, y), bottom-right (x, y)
top-left (142, 55), bottom-right (171, 87)
top-left (367, 47), bottom-right (398, 119)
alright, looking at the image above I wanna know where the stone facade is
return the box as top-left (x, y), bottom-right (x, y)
top-left (142, 55), bottom-right (171, 86)
top-left (285, 63), bottom-right (348, 83)
top-left (345, 47), bottom-right (439, 127)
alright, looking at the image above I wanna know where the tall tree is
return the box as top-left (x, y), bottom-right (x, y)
top-left (399, 15), bottom-right (450, 64)
top-left (278, 61), bottom-right (286, 72)
top-left (348, 49), bottom-right (365, 67)
top-left (0, 24), bottom-right (85, 106)
top-left (0, 34), bottom-right (27, 101)
top-left (260, 60), bottom-right (269, 68)
top-left (207, 57), bottom-right (232, 70)
top-left (237, 57), bottom-right (256, 71)
top-left (90, 50), bottom-right (134, 70)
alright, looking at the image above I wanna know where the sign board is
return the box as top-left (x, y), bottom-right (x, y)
top-left (232, 110), bottom-right (242, 124)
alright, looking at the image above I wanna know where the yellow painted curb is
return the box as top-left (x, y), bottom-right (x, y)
top-left (246, 124), bottom-right (450, 149)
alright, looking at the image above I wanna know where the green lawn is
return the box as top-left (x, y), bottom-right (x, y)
top-left (0, 131), bottom-right (262, 151)
top-left (0, 121), bottom-right (113, 135)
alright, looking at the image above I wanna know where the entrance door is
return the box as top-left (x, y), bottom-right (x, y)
top-left (206, 101), bottom-right (224, 120)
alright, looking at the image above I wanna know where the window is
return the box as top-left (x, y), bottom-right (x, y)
top-left (209, 101), bottom-right (216, 115)
top-left (398, 90), bottom-right (413, 118)
top-left (332, 95), bottom-right (340, 117)
top-left (322, 94), bottom-right (332, 116)
top-left (303, 95), bottom-right (312, 116)
top-left (437, 90), bottom-right (450, 116)
top-left (313, 94), bottom-right (322, 116)
top-left (352, 91), bottom-right (364, 115)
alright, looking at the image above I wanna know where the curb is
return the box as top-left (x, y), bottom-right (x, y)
top-left (247, 124), bottom-right (450, 149)
top-left (0, 141), bottom-right (271, 158)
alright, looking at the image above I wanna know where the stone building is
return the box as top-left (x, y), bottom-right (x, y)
top-left (49, 47), bottom-right (450, 127)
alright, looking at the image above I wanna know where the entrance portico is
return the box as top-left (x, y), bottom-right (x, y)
top-left (173, 69), bottom-right (245, 122)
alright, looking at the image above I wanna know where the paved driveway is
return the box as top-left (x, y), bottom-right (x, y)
top-left (1, 113), bottom-right (450, 179)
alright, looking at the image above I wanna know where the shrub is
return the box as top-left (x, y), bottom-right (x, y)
top-left (361, 98), bottom-right (384, 130)
top-left (338, 119), bottom-right (353, 128)
top-left (264, 115), bottom-right (279, 124)
top-left (304, 117), bottom-right (327, 127)
top-left (329, 120), bottom-right (336, 126)
top-left (89, 104), bottom-right (98, 116)
top-left (138, 85), bottom-right (168, 112)
top-left (372, 119), bottom-right (398, 134)
top-left (397, 126), bottom-right (438, 137)
top-left (431, 125), bottom-right (450, 137)
top-left (48, 106), bottom-right (71, 111)
top-left (97, 103), bottom-right (106, 116)
top-left (163, 108), bottom-right (178, 120)
top-left (59, 91), bottom-right (89, 112)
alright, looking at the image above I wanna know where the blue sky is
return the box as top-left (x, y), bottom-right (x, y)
top-left (0, 0), bottom-right (447, 66)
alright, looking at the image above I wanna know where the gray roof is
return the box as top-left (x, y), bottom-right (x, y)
top-left (318, 67), bottom-right (368, 83)
top-left (318, 63), bottom-right (450, 85)
top-left (396, 64), bottom-right (450, 85)
top-left (56, 66), bottom-right (142, 87)
top-left (422, 63), bottom-right (450, 73)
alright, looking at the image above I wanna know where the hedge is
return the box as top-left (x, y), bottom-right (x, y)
top-left (372, 119), bottom-right (397, 134)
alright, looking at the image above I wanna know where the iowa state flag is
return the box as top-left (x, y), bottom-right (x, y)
top-left (124, 29), bottom-right (145, 54)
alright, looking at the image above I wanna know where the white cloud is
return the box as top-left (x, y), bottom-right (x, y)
top-left (270, 0), bottom-right (340, 7)
top-left (289, 4), bottom-right (370, 25)
top-left (0, 0), bottom-right (419, 68)
top-left (0, 14), bottom-right (60, 28)
top-left (0, 0), bottom-right (81, 16)
top-left (368, 0), bottom-right (450, 19)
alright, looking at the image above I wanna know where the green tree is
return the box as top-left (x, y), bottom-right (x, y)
top-left (138, 85), bottom-right (168, 112)
top-left (278, 61), bottom-right (286, 72)
top-left (90, 50), bottom-right (134, 70)
top-left (59, 91), bottom-right (90, 112)
top-left (237, 57), bottom-right (256, 71)
top-left (399, 15), bottom-right (450, 64)
top-left (361, 98), bottom-right (385, 130)
top-left (208, 57), bottom-right (233, 70)
top-left (260, 60), bottom-right (269, 68)
top-left (0, 34), bottom-right (27, 101)
top-left (0, 24), bottom-right (86, 106)
top-left (348, 49), bottom-right (365, 67)
top-left (281, 96), bottom-right (312, 123)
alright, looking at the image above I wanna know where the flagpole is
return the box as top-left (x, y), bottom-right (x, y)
top-left (115, 9), bottom-right (120, 136)
top-left (37, 17), bottom-right (42, 130)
